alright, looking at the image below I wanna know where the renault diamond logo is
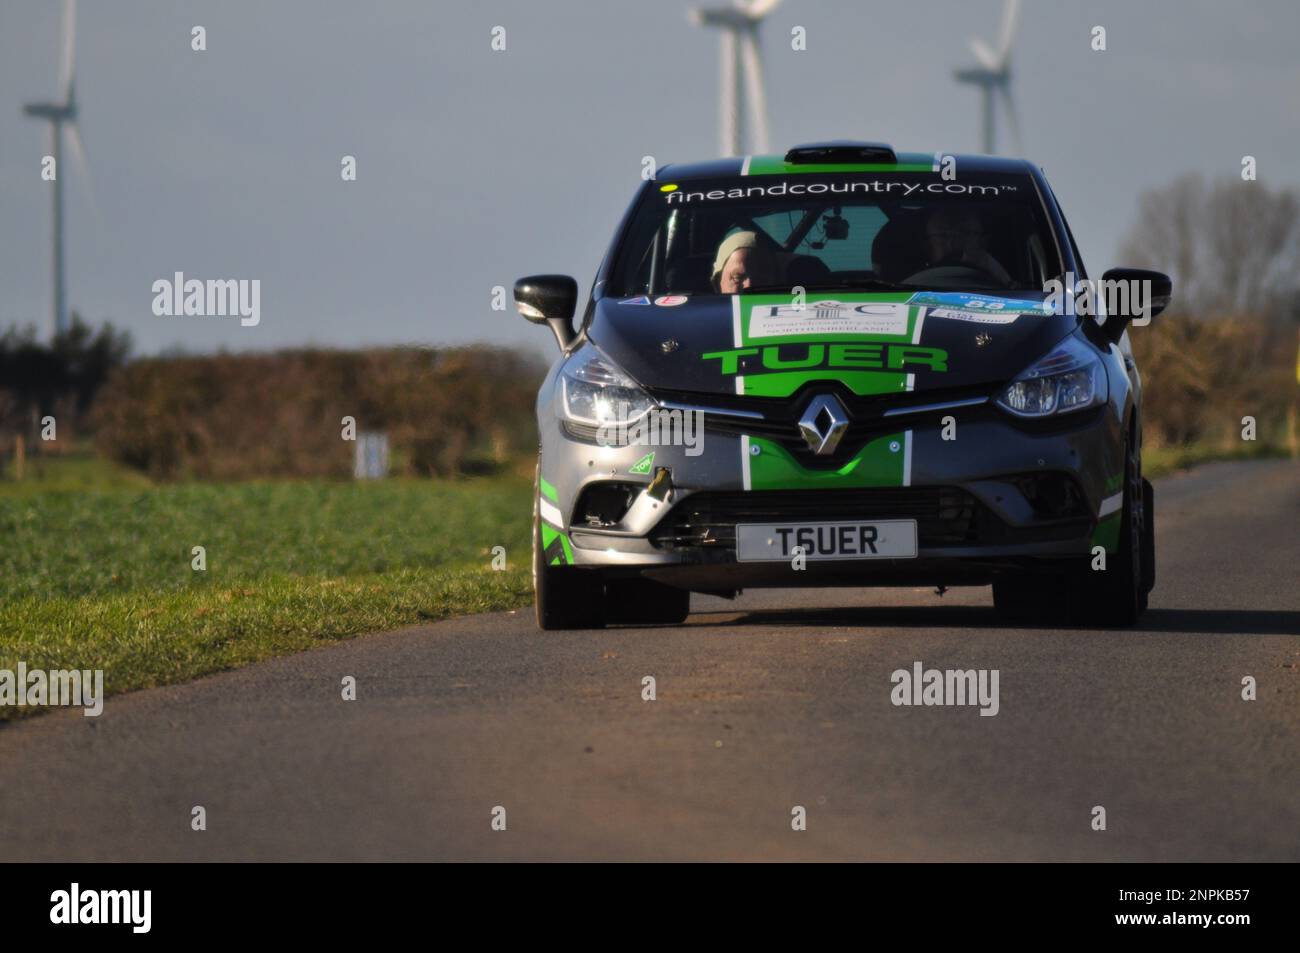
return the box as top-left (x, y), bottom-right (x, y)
top-left (798, 394), bottom-right (849, 455)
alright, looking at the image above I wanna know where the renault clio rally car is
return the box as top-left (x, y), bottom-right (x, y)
top-left (516, 142), bottom-right (1171, 630)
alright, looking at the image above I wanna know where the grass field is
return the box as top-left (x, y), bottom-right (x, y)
top-left (0, 464), bottom-right (533, 720)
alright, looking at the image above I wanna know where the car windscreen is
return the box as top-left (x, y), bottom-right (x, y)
top-left (607, 171), bottom-right (1064, 298)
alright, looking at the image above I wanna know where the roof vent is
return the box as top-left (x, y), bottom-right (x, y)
top-left (783, 141), bottom-right (897, 164)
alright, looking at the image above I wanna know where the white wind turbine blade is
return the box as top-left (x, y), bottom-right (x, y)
top-left (60, 0), bottom-right (77, 103)
top-left (67, 124), bottom-right (100, 210)
top-left (719, 28), bottom-right (739, 156)
top-left (66, 122), bottom-right (104, 230)
top-left (995, 0), bottom-right (1021, 64)
top-left (739, 25), bottom-right (770, 153)
top-left (969, 36), bottom-right (1000, 71)
top-left (998, 82), bottom-right (1023, 155)
top-left (738, 0), bottom-right (782, 20)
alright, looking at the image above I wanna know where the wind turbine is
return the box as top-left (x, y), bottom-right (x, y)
top-left (689, 0), bottom-right (781, 157)
top-left (23, 0), bottom-right (91, 340)
top-left (953, 0), bottom-right (1022, 155)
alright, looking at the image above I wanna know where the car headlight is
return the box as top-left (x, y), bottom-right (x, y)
top-left (996, 336), bottom-right (1106, 418)
top-left (560, 346), bottom-right (656, 430)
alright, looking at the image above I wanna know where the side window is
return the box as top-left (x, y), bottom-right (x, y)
top-left (1047, 184), bottom-right (1086, 278)
top-left (1026, 234), bottom-right (1048, 287)
top-left (1062, 218), bottom-right (1086, 278)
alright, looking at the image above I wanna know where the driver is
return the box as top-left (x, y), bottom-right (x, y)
top-left (711, 230), bottom-right (778, 293)
top-left (923, 206), bottom-right (1013, 285)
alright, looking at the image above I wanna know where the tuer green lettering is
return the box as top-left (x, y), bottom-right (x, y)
top-left (887, 346), bottom-right (947, 371)
top-left (701, 347), bottom-right (759, 374)
top-left (828, 343), bottom-right (883, 367)
top-left (701, 343), bottom-right (949, 375)
top-left (762, 344), bottom-right (824, 369)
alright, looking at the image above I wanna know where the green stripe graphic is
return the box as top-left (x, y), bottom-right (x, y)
top-left (729, 293), bottom-right (925, 491)
top-left (1090, 513), bottom-right (1122, 554)
top-left (748, 434), bottom-right (907, 491)
top-left (540, 522), bottom-right (572, 566)
top-left (736, 292), bottom-right (923, 398)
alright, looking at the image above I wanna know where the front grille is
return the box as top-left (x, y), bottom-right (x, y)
top-left (649, 383), bottom-right (994, 468)
top-left (649, 486), bottom-right (992, 550)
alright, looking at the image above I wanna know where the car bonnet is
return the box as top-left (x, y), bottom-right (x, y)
top-left (586, 291), bottom-right (1079, 399)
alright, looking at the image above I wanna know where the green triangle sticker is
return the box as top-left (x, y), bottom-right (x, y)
top-left (629, 452), bottom-right (655, 475)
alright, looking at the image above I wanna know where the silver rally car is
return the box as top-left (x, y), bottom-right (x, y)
top-left (516, 142), bottom-right (1171, 630)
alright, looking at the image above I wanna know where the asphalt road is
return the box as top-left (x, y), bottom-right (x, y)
top-left (1, 459), bottom-right (1296, 862)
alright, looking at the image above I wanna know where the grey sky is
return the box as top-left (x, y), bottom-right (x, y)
top-left (3, 0), bottom-right (1297, 357)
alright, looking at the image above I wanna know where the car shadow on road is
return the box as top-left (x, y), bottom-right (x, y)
top-left (685, 605), bottom-right (1300, 635)
top-left (1138, 608), bottom-right (1300, 636)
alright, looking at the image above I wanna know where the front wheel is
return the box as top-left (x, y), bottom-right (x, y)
top-left (533, 498), bottom-right (605, 630)
top-left (992, 575), bottom-right (1067, 623)
top-left (529, 470), bottom-right (691, 630)
top-left (1068, 435), bottom-right (1148, 627)
top-left (604, 577), bottom-right (691, 626)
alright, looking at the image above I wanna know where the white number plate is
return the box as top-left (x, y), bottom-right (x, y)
top-left (735, 520), bottom-right (917, 562)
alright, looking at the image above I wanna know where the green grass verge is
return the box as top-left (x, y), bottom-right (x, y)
top-left (0, 475), bottom-right (534, 720)
top-left (1143, 441), bottom-right (1288, 479)
top-left (0, 452), bottom-right (154, 496)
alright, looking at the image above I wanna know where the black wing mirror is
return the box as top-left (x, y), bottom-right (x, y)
top-left (1098, 268), bottom-right (1172, 343)
top-left (515, 275), bottom-right (578, 350)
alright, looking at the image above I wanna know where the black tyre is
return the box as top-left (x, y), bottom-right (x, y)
top-left (992, 574), bottom-right (1067, 623)
top-left (1069, 433), bottom-right (1147, 627)
top-left (1140, 477), bottom-right (1155, 595)
top-left (604, 577), bottom-right (691, 626)
top-left (532, 493), bottom-right (605, 631)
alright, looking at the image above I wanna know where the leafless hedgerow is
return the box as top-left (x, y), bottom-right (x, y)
top-left (91, 346), bottom-right (545, 480)
top-left (1119, 175), bottom-right (1299, 449)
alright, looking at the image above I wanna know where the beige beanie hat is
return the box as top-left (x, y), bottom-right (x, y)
top-left (711, 230), bottom-right (762, 285)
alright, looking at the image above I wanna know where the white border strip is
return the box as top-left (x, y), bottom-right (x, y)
top-left (740, 155), bottom-right (752, 176)
top-left (732, 294), bottom-right (745, 394)
top-left (539, 497), bottom-right (564, 528)
top-left (905, 306), bottom-right (927, 393)
top-left (911, 306), bottom-right (928, 344)
top-left (1098, 491), bottom-right (1123, 518)
top-left (735, 296), bottom-right (751, 488)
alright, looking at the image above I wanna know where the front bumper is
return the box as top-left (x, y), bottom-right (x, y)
top-left (537, 390), bottom-right (1127, 587)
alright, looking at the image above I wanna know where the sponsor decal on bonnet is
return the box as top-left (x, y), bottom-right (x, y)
top-left (748, 300), bottom-right (910, 339)
top-left (928, 307), bottom-right (1023, 325)
top-left (907, 291), bottom-right (1053, 315)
